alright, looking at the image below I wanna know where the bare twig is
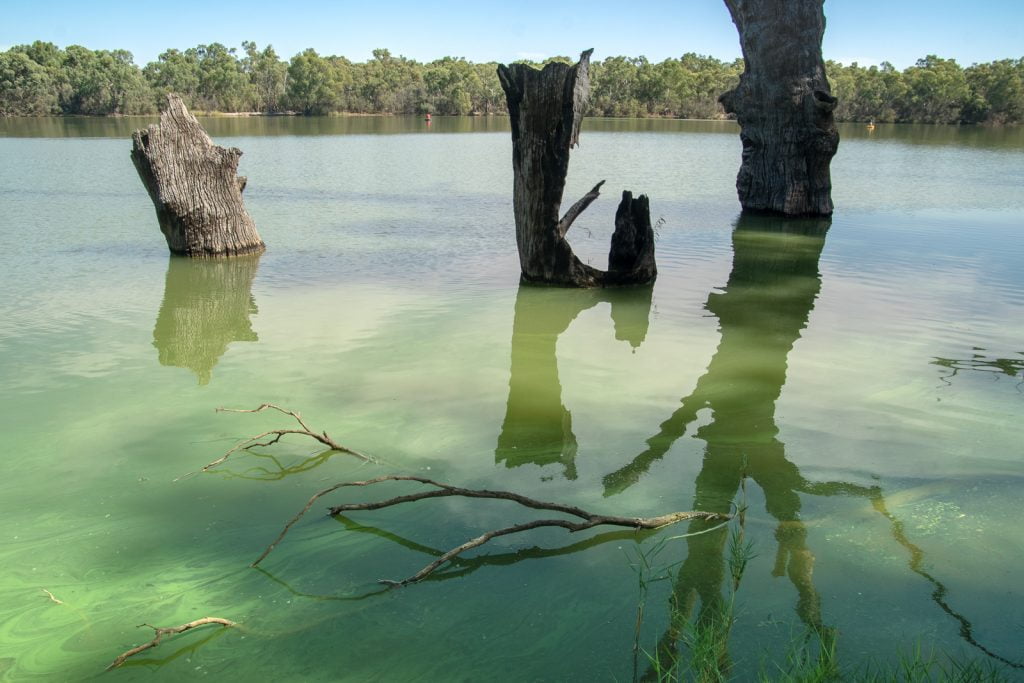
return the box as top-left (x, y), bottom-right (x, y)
top-left (41, 588), bottom-right (63, 605)
top-left (179, 404), bottom-right (374, 480)
top-left (105, 617), bottom-right (235, 670)
top-left (253, 475), bottom-right (729, 587)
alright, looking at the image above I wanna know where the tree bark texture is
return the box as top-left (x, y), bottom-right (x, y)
top-left (719, 0), bottom-right (839, 216)
top-left (131, 94), bottom-right (265, 257)
top-left (497, 51), bottom-right (657, 287)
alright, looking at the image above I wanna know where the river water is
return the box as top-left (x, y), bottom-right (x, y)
top-left (0, 115), bottom-right (1022, 680)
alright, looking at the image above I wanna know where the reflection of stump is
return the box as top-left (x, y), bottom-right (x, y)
top-left (497, 50), bottom-right (656, 287)
top-left (153, 254), bottom-right (261, 385)
top-left (131, 94), bottom-right (265, 257)
top-left (720, 0), bottom-right (839, 216)
top-left (496, 286), bottom-right (653, 479)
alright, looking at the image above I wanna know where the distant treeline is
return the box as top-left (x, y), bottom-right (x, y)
top-left (1, 41), bottom-right (1022, 124)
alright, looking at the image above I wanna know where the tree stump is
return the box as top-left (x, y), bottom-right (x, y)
top-left (131, 94), bottom-right (265, 257)
top-left (719, 0), bottom-right (839, 216)
top-left (497, 50), bottom-right (657, 287)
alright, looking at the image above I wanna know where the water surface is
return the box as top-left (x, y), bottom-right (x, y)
top-left (0, 116), bottom-right (1022, 680)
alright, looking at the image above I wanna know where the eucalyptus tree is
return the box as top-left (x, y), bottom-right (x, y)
top-left (424, 57), bottom-right (478, 114)
top-left (241, 41), bottom-right (287, 113)
top-left (287, 48), bottom-right (338, 115)
top-left (194, 43), bottom-right (252, 112)
top-left (899, 55), bottom-right (971, 124)
top-left (0, 50), bottom-right (59, 115)
top-left (60, 46), bottom-right (152, 114)
top-left (144, 49), bottom-right (201, 108)
top-left (964, 59), bottom-right (1024, 124)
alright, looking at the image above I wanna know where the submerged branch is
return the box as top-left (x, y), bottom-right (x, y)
top-left (105, 617), bottom-right (235, 670)
top-left (254, 474), bottom-right (728, 586)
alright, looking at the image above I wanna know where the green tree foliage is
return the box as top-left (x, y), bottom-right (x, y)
top-left (194, 43), bottom-right (253, 112)
top-left (353, 48), bottom-right (424, 113)
top-left (242, 41), bottom-right (288, 113)
top-left (144, 48), bottom-right (201, 107)
top-left (424, 57), bottom-right (477, 114)
top-left (287, 48), bottom-right (337, 115)
top-left (59, 46), bottom-right (152, 114)
top-left (898, 55), bottom-right (971, 124)
top-left (0, 50), bottom-right (59, 115)
top-left (1, 42), bottom-right (1022, 124)
top-left (963, 59), bottom-right (1024, 124)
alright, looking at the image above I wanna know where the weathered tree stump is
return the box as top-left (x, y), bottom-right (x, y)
top-left (131, 94), bottom-right (265, 257)
top-left (719, 0), bottom-right (839, 216)
top-left (497, 50), bottom-right (657, 287)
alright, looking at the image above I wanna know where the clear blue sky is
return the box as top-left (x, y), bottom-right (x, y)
top-left (2, 0), bottom-right (1021, 69)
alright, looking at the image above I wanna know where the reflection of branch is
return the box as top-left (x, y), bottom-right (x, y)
top-left (252, 565), bottom-right (391, 603)
top-left (339, 516), bottom-right (658, 580)
top-left (106, 617), bottom-right (235, 670)
top-left (253, 475), bottom-right (729, 587)
top-left (602, 397), bottom-right (705, 496)
top-left (213, 449), bottom-right (340, 481)
top-left (872, 496), bottom-right (1024, 670)
top-left (932, 354), bottom-right (1024, 391)
top-left (252, 522), bottom-right (656, 603)
top-left (181, 404), bottom-right (375, 479)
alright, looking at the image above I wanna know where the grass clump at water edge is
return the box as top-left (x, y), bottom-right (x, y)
top-left (626, 502), bottom-right (1012, 682)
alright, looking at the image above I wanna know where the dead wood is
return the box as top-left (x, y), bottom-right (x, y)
top-left (497, 50), bottom-right (657, 287)
top-left (105, 617), bottom-right (235, 670)
top-left (253, 474), bottom-right (728, 587)
top-left (131, 94), bottom-right (265, 257)
top-left (180, 403), bottom-right (374, 480)
top-left (720, 0), bottom-right (839, 215)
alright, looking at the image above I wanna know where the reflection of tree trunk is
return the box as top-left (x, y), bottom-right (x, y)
top-left (604, 214), bottom-right (831, 496)
top-left (631, 213), bottom-right (836, 675)
top-left (720, 0), bottom-right (839, 215)
top-left (131, 94), bottom-right (265, 257)
top-left (496, 286), bottom-right (652, 478)
top-left (153, 254), bottom-right (260, 385)
top-left (497, 51), bottom-right (656, 287)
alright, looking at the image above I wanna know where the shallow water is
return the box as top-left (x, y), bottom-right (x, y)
top-left (0, 116), bottom-right (1022, 680)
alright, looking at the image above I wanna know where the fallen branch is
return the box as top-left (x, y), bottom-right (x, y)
top-left (41, 588), bottom-right (63, 605)
top-left (253, 475), bottom-right (729, 587)
top-left (180, 403), bottom-right (375, 479)
top-left (105, 617), bottom-right (235, 670)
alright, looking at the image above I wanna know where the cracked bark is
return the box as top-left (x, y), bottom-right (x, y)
top-left (720, 0), bottom-right (839, 216)
top-left (498, 50), bottom-right (657, 287)
top-left (131, 94), bottom-right (265, 257)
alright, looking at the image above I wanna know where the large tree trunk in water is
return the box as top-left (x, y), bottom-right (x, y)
top-left (720, 0), bottom-right (839, 216)
top-left (131, 94), bottom-right (265, 257)
top-left (497, 50), bottom-right (657, 287)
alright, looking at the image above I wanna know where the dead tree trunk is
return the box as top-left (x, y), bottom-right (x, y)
top-left (719, 0), bottom-right (839, 216)
top-left (497, 50), bottom-right (657, 287)
top-left (131, 94), bottom-right (265, 257)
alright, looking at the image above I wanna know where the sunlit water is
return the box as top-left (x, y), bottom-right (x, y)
top-left (0, 116), bottom-right (1022, 680)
